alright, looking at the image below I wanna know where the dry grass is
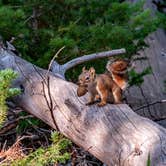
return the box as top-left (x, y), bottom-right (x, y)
top-left (0, 139), bottom-right (25, 165)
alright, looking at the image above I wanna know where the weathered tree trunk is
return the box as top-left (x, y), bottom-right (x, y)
top-left (125, 28), bottom-right (166, 123)
top-left (0, 48), bottom-right (166, 165)
top-left (126, 0), bottom-right (166, 126)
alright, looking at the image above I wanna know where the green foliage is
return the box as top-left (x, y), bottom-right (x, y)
top-left (12, 132), bottom-right (72, 166)
top-left (146, 153), bottom-right (151, 166)
top-left (16, 111), bottom-right (42, 134)
top-left (157, 12), bottom-right (166, 30)
top-left (0, 69), bottom-right (20, 128)
top-left (154, 0), bottom-right (166, 30)
top-left (129, 67), bottom-right (152, 86)
top-left (164, 80), bottom-right (166, 92)
top-left (0, 0), bottom-right (160, 80)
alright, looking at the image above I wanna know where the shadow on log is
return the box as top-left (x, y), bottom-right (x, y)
top-left (0, 48), bottom-right (166, 165)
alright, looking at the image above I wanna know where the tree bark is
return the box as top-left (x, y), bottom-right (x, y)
top-left (0, 49), bottom-right (166, 166)
top-left (126, 0), bottom-right (166, 127)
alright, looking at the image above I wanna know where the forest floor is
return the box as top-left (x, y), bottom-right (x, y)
top-left (0, 102), bottom-right (103, 166)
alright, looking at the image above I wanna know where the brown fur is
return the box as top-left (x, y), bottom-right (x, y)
top-left (106, 59), bottom-right (129, 90)
top-left (77, 67), bottom-right (122, 106)
top-left (77, 85), bottom-right (88, 97)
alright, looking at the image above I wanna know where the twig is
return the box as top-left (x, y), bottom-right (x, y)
top-left (138, 86), bottom-right (155, 118)
top-left (2, 140), bottom-right (7, 152)
top-left (0, 115), bottom-right (34, 135)
top-left (154, 116), bottom-right (166, 122)
top-left (39, 45), bottom-right (65, 131)
top-left (33, 66), bottom-right (60, 131)
top-left (134, 99), bottom-right (166, 112)
top-left (17, 135), bottom-right (39, 142)
top-left (45, 46), bottom-right (65, 78)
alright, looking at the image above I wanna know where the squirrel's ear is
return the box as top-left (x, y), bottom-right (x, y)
top-left (89, 67), bottom-right (95, 76)
top-left (82, 66), bottom-right (86, 72)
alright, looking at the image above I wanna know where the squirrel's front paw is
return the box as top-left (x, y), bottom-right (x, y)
top-left (97, 102), bottom-right (106, 107)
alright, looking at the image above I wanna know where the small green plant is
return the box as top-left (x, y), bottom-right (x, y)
top-left (164, 80), bottom-right (166, 92)
top-left (16, 111), bottom-right (42, 134)
top-left (12, 132), bottom-right (72, 166)
top-left (128, 67), bottom-right (152, 86)
top-left (146, 153), bottom-right (151, 166)
top-left (0, 69), bottom-right (20, 128)
top-left (155, 0), bottom-right (166, 30)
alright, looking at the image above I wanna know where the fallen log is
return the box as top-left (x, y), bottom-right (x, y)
top-left (0, 47), bottom-right (166, 166)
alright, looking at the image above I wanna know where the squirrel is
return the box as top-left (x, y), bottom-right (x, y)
top-left (77, 59), bottom-right (129, 106)
top-left (77, 66), bottom-right (122, 106)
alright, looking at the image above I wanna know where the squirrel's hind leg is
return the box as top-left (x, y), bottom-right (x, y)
top-left (96, 85), bottom-right (108, 107)
top-left (86, 94), bottom-right (96, 105)
top-left (113, 87), bottom-right (122, 104)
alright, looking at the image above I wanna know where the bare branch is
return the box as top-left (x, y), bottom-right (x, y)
top-left (51, 48), bottom-right (126, 77)
top-left (134, 99), bottom-right (166, 112)
top-left (45, 46), bottom-right (65, 79)
top-left (62, 48), bottom-right (126, 72)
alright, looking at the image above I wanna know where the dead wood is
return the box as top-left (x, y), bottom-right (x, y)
top-left (51, 49), bottom-right (126, 77)
top-left (0, 47), bottom-right (166, 165)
